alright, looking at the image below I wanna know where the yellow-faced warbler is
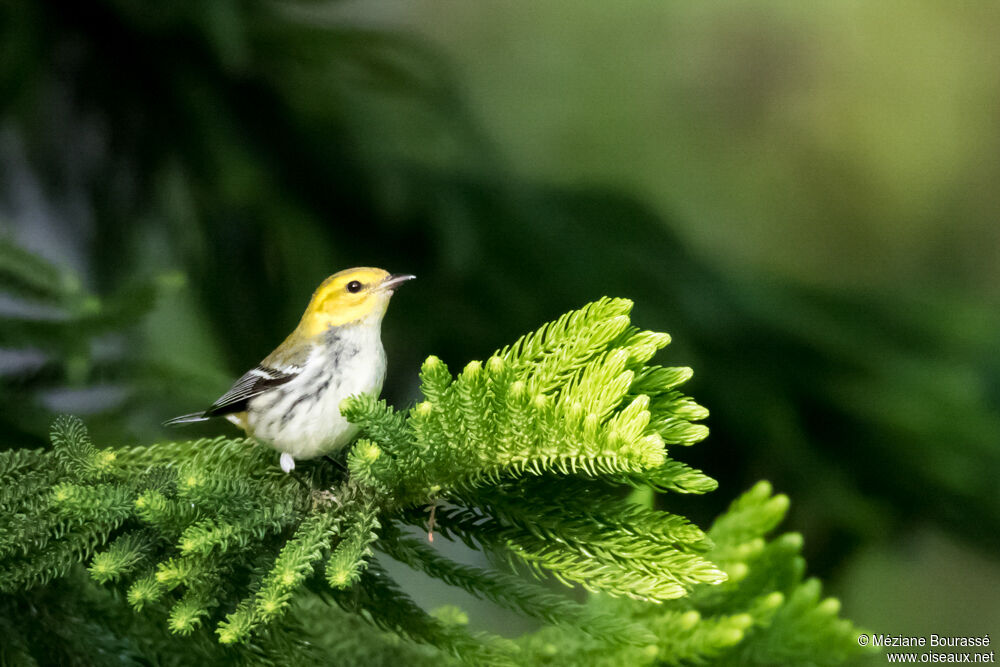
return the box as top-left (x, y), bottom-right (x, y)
top-left (165, 268), bottom-right (415, 473)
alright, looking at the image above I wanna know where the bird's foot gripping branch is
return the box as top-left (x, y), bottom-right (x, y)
top-left (0, 298), bottom-right (869, 665)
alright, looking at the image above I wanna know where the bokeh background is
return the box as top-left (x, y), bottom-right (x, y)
top-left (2, 1), bottom-right (998, 660)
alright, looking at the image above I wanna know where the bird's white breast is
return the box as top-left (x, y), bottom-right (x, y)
top-left (246, 323), bottom-right (386, 460)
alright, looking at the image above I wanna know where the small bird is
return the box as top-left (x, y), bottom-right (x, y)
top-left (165, 268), bottom-right (415, 473)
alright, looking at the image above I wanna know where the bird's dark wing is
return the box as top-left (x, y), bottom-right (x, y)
top-left (201, 364), bottom-right (300, 417)
top-left (163, 359), bottom-right (304, 427)
top-left (163, 363), bottom-right (302, 427)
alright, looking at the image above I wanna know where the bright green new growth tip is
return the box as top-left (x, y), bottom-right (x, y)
top-left (0, 298), bottom-right (868, 666)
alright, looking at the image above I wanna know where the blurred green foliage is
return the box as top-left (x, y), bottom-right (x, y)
top-left (1, 0), bottom-right (998, 652)
top-left (403, 2), bottom-right (1000, 298)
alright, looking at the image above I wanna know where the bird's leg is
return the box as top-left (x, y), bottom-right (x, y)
top-left (291, 473), bottom-right (312, 495)
top-left (325, 455), bottom-right (347, 471)
top-left (279, 452), bottom-right (313, 495)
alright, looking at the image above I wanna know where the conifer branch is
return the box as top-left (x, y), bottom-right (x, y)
top-left (0, 298), bottom-right (867, 664)
top-left (379, 527), bottom-right (658, 647)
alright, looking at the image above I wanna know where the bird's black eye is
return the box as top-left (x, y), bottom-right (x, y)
top-left (346, 280), bottom-right (363, 293)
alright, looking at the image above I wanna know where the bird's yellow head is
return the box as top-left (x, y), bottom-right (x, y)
top-left (298, 267), bottom-right (415, 337)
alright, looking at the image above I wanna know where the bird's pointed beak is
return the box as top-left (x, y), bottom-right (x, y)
top-left (379, 273), bottom-right (416, 292)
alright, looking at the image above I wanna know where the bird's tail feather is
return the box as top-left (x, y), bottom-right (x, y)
top-left (163, 413), bottom-right (209, 426)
